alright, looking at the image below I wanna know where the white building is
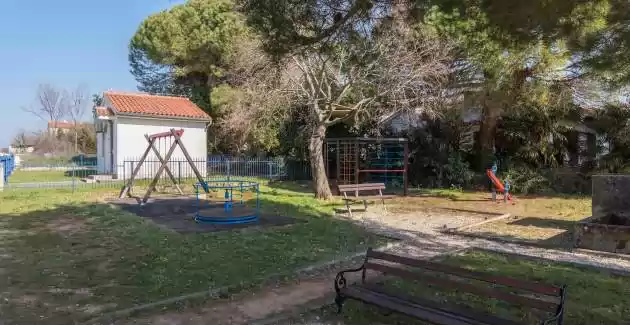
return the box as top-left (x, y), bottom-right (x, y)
top-left (94, 91), bottom-right (211, 179)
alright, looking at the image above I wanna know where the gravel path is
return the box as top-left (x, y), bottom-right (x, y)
top-left (345, 207), bottom-right (630, 274)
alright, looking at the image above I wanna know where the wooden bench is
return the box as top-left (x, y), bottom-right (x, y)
top-left (334, 248), bottom-right (567, 325)
top-left (337, 183), bottom-right (394, 217)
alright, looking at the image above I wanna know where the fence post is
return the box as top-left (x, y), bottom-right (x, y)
top-left (226, 160), bottom-right (231, 181)
top-left (178, 161), bottom-right (182, 184)
top-left (268, 161), bottom-right (273, 181)
top-left (71, 163), bottom-right (76, 193)
top-left (0, 162), bottom-right (4, 192)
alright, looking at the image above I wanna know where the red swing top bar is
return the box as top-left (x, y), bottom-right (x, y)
top-left (148, 129), bottom-right (184, 140)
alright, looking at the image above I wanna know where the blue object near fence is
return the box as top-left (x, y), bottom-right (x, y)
top-left (0, 154), bottom-right (15, 184)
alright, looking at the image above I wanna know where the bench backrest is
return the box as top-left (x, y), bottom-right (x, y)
top-left (364, 248), bottom-right (565, 313)
top-left (338, 183), bottom-right (386, 195)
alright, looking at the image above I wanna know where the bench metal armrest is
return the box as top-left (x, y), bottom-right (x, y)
top-left (335, 264), bottom-right (365, 294)
top-left (542, 285), bottom-right (567, 325)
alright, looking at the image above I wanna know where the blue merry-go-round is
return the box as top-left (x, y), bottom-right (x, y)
top-left (193, 180), bottom-right (260, 224)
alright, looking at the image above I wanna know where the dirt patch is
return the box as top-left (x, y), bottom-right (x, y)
top-left (337, 206), bottom-right (494, 235)
top-left (115, 269), bottom-right (376, 325)
top-left (45, 217), bottom-right (87, 235)
top-left (107, 197), bottom-right (300, 234)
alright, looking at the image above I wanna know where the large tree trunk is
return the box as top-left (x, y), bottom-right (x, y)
top-left (478, 103), bottom-right (500, 170)
top-left (309, 123), bottom-right (333, 199)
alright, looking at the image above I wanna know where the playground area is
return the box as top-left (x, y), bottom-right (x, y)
top-left (2, 179), bottom-right (629, 324)
top-left (1, 133), bottom-right (629, 325)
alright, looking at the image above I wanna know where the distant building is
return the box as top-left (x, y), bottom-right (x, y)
top-left (8, 144), bottom-right (35, 154)
top-left (47, 120), bottom-right (90, 135)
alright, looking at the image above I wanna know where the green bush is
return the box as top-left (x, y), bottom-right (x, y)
top-left (503, 166), bottom-right (553, 194)
top-left (443, 154), bottom-right (475, 188)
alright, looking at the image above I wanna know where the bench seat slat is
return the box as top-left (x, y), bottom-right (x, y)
top-left (356, 283), bottom-right (523, 325)
top-left (343, 195), bottom-right (395, 200)
top-left (365, 262), bottom-right (558, 312)
top-left (366, 250), bottom-right (562, 296)
top-left (342, 286), bottom-right (494, 325)
top-left (338, 183), bottom-right (386, 192)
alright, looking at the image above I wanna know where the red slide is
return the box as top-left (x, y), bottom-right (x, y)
top-left (486, 169), bottom-right (512, 200)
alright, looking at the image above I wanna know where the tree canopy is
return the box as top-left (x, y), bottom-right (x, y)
top-left (130, 0), bottom-right (248, 114)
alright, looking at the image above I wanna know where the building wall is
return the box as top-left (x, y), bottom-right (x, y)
top-left (96, 120), bottom-right (114, 174)
top-left (113, 116), bottom-right (208, 179)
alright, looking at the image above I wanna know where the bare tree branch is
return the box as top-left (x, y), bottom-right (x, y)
top-left (63, 84), bottom-right (90, 153)
top-left (23, 83), bottom-right (65, 123)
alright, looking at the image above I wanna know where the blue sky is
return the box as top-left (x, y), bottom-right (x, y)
top-left (0, 0), bottom-right (182, 147)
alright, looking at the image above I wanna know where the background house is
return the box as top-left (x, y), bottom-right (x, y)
top-left (8, 143), bottom-right (35, 154)
top-left (382, 105), bottom-right (599, 169)
top-left (94, 91), bottom-right (211, 179)
top-left (47, 121), bottom-right (90, 135)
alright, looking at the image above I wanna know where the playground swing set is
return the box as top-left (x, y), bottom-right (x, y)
top-left (118, 128), bottom-right (261, 224)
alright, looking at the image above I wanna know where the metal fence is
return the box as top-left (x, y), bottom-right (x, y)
top-left (2, 156), bottom-right (311, 191)
top-left (0, 154), bottom-right (15, 184)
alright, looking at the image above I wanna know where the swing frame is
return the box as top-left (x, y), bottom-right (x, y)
top-left (119, 128), bottom-right (209, 204)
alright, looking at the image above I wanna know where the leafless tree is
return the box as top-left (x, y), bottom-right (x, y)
top-left (280, 30), bottom-right (454, 199)
top-left (218, 30), bottom-right (453, 199)
top-left (63, 85), bottom-right (90, 153)
top-left (11, 129), bottom-right (28, 147)
top-left (23, 83), bottom-right (66, 123)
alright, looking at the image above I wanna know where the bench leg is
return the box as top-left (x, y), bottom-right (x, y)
top-left (345, 200), bottom-right (353, 218)
top-left (335, 295), bottom-right (345, 313)
top-left (363, 199), bottom-right (368, 211)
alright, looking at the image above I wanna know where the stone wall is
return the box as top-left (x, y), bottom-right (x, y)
top-left (575, 217), bottom-right (630, 254)
top-left (592, 174), bottom-right (630, 220)
top-left (575, 175), bottom-right (630, 254)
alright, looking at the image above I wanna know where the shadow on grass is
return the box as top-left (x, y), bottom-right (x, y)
top-left (455, 215), bottom-right (596, 249)
top-left (452, 228), bottom-right (575, 249)
top-left (267, 180), bottom-right (314, 194)
top-left (435, 207), bottom-right (504, 216)
top-left (508, 217), bottom-right (578, 229)
top-left (0, 192), bottom-right (384, 325)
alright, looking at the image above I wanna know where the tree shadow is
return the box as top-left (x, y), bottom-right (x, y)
top-left (435, 207), bottom-right (504, 216)
top-left (456, 215), bottom-right (596, 249)
top-left (508, 217), bottom-right (579, 229)
top-left (267, 180), bottom-right (314, 194)
top-left (0, 191), bottom-right (387, 325)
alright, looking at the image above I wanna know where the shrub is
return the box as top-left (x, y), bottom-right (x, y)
top-left (503, 166), bottom-right (552, 194)
top-left (443, 153), bottom-right (475, 188)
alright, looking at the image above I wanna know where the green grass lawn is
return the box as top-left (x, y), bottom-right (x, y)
top-left (0, 183), bottom-right (382, 325)
top-left (302, 250), bottom-right (629, 325)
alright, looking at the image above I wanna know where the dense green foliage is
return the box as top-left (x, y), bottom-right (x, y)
top-left (130, 0), bottom-right (630, 195)
top-left (130, 0), bottom-right (247, 115)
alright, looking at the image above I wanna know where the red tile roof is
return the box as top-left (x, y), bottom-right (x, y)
top-left (94, 106), bottom-right (114, 118)
top-left (104, 91), bottom-right (211, 120)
